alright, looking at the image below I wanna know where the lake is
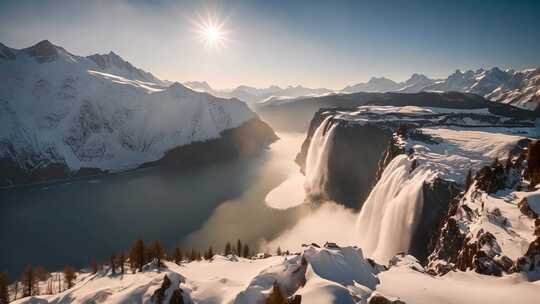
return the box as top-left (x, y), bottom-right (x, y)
top-left (0, 132), bottom-right (310, 276)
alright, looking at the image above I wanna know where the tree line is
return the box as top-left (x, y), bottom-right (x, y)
top-left (1, 238), bottom-right (284, 303)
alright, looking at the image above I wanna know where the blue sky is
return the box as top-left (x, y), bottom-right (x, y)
top-left (1, 0), bottom-right (539, 89)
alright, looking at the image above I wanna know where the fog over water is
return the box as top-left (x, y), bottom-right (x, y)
top-left (0, 132), bottom-right (312, 276)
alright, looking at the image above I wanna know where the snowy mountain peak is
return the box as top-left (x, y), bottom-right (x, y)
top-left (184, 81), bottom-right (213, 92)
top-left (167, 81), bottom-right (192, 92)
top-left (22, 39), bottom-right (70, 63)
top-left (87, 51), bottom-right (164, 85)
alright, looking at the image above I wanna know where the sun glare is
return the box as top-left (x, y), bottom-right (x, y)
top-left (194, 14), bottom-right (229, 49)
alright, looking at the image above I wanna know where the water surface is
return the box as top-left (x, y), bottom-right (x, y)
top-left (0, 132), bottom-right (308, 276)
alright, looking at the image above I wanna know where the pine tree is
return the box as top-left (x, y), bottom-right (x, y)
top-left (130, 239), bottom-right (146, 272)
top-left (236, 240), bottom-right (242, 256)
top-left (35, 266), bottom-right (49, 282)
top-left (242, 244), bottom-right (250, 258)
top-left (21, 265), bottom-right (36, 297)
top-left (196, 251), bottom-right (202, 261)
top-left (150, 241), bottom-right (165, 267)
top-left (190, 249), bottom-right (197, 262)
top-left (224, 242), bottom-right (232, 256)
top-left (276, 246), bottom-right (282, 256)
top-left (119, 252), bottom-right (126, 274)
top-left (205, 246), bottom-right (214, 260)
top-left (91, 259), bottom-right (98, 274)
top-left (0, 272), bottom-right (8, 304)
top-left (63, 266), bottom-right (76, 289)
top-left (110, 254), bottom-right (116, 275)
top-left (173, 247), bottom-right (183, 264)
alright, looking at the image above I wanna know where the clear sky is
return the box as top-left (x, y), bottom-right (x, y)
top-left (1, 0), bottom-right (539, 89)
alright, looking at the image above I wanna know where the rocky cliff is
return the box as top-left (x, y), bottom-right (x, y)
top-left (297, 105), bottom-right (537, 265)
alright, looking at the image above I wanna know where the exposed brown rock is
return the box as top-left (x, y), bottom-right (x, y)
top-left (518, 197), bottom-right (539, 219)
top-left (169, 288), bottom-right (184, 304)
top-left (526, 140), bottom-right (540, 187)
top-left (368, 294), bottom-right (406, 304)
top-left (152, 274), bottom-right (171, 304)
top-left (266, 281), bottom-right (302, 304)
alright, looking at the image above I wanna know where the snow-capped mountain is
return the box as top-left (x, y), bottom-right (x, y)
top-left (183, 81), bottom-right (334, 104)
top-left (87, 51), bottom-right (170, 86)
top-left (486, 68), bottom-right (540, 111)
top-left (204, 67), bottom-right (540, 111)
top-left (397, 73), bottom-right (437, 93)
top-left (342, 68), bottom-right (540, 111)
top-left (342, 76), bottom-right (404, 93)
top-left (0, 40), bottom-right (276, 186)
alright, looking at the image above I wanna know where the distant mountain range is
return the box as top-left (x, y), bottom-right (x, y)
top-left (0, 40), bottom-right (276, 186)
top-left (183, 81), bottom-right (335, 104)
top-left (186, 67), bottom-right (540, 111)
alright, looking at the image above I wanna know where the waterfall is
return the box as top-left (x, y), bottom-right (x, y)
top-left (304, 116), bottom-right (338, 201)
top-left (355, 154), bottom-right (433, 263)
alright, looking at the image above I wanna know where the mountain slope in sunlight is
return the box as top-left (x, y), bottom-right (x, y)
top-left (0, 40), bottom-right (274, 186)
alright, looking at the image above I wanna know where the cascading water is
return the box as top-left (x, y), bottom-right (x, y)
top-left (303, 117), bottom-right (432, 263)
top-left (304, 116), bottom-right (338, 201)
top-left (355, 154), bottom-right (433, 263)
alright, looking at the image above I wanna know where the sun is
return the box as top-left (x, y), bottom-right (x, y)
top-left (203, 24), bottom-right (224, 44)
top-left (193, 14), bottom-right (229, 49)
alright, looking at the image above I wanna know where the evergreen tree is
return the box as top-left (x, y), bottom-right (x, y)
top-left (190, 249), bottom-right (197, 261)
top-left (205, 246), bottom-right (214, 260)
top-left (242, 244), bottom-right (250, 258)
top-left (0, 272), bottom-right (8, 304)
top-left (91, 259), bottom-right (98, 274)
top-left (21, 265), bottom-right (36, 297)
top-left (224, 242), bottom-right (232, 256)
top-left (130, 239), bottom-right (146, 272)
top-left (110, 254), bottom-right (116, 275)
top-left (150, 241), bottom-right (165, 267)
top-left (173, 248), bottom-right (183, 264)
top-left (276, 246), bottom-right (282, 256)
top-left (119, 252), bottom-right (126, 274)
top-left (35, 266), bottom-right (49, 282)
top-left (236, 240), bottom-right (242, 256)
top-left (196, 251), bottom-right (202, 261)
top-left (63, 266), bottom-right (76, 289)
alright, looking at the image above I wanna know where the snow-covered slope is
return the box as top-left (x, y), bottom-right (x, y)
top-left (0, 40), bottom-right (274, 186)
top-left (10, 244), bottom-right (540, 304)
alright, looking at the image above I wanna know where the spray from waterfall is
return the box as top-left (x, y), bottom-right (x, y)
top-left (304, 116), bottom-right (338, 201)
top-left (355, 154), bottom-right (433, 263)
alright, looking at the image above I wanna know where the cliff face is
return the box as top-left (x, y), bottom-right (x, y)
top-left (428, 140), bottom-right (540, 276)
top-left (298, 105), bottom-right (537, 266)
top-left (296, 111), bottom-right (395, 208)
